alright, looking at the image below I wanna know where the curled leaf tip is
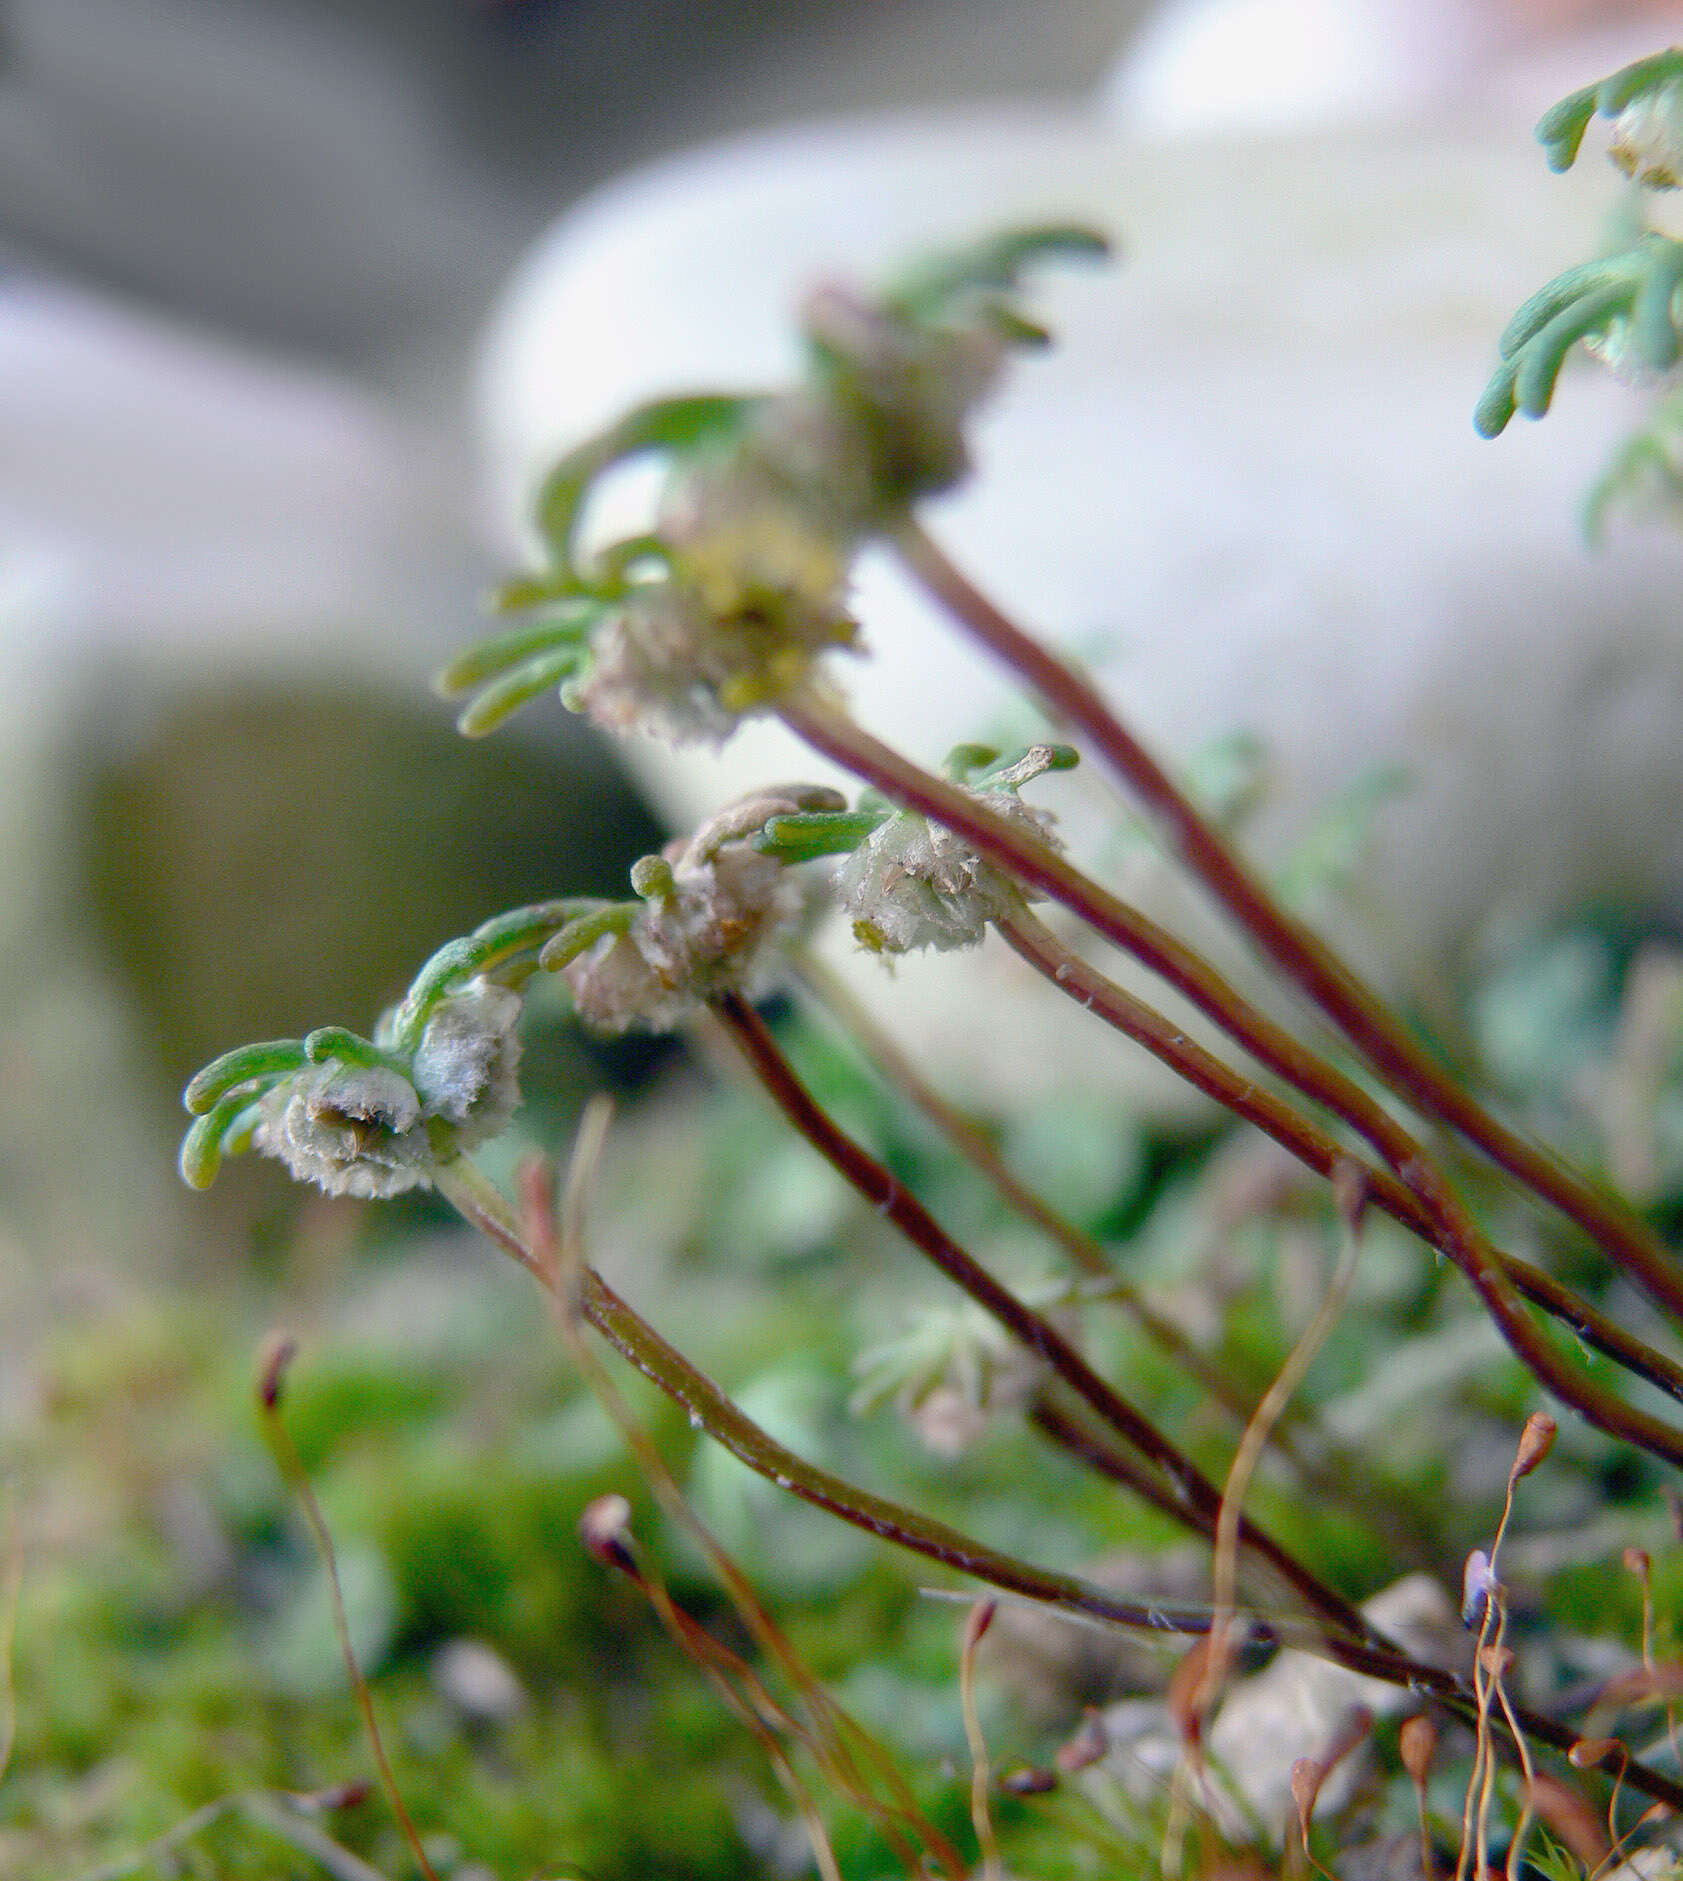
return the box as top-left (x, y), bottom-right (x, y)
top-left (1473, 362), bottom-right (1520, 438)
top-left (303, 1026), bottom-right (392, 1072)
top-left (178, 1112), bottom-right (224, 1190)
top-left (1536, 84), bottom-right (1598, 170)
top-left (753, 807), bottom-right (887, 863)
top-left (183, 1039), bottom-right (306, 1115)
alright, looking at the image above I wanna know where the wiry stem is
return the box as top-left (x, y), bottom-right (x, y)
top-left (437, 1156), bottom-right (1220, 1639)
top-left (789, 949), bottom-right (1270, 1421)
top-left (436, 1154), bottom-right (1683, 1816)
top-left (709, 990), bottom-right (1379, 1649)
top-left (780, 695), bottom-right (1446, 1161)
top-left (1026, 1397), bottom-right (1218, 1527)
top-left (997, 909), bottom-right (1683, 1468)
top-left (998, 910), bottom-right (1683, 1415)
top-left (792, 948), bottom-right (1441, 1557)
top-left (1388, 1146), bottom-right (1683, 1475)
top-left (1205, 1184), bottom-right (1362, 1733)
top-left (894, 518), bottom-right (1683, 1324)
top-left (525, 1135), bottom-right (959, 1881)
top-left (777, 697), bottom-right (1683, 1465)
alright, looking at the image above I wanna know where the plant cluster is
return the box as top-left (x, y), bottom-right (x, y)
top-left (163, 59), bottom-right (1683, 1879)
top-left (1476, 47), bottom-right (1683, 540)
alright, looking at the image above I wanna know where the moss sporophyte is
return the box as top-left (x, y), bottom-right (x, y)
top-left (176, 145), bottom-right (1683, 1874)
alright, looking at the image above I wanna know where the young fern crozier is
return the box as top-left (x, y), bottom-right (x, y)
top-left (179, 194), bottom-right (1683, 1867)
top-left (1478, 42), bottom-right (1683, 560)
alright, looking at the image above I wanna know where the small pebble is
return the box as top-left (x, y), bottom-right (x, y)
top-left (431, 1637), bottom-right (527, 1724)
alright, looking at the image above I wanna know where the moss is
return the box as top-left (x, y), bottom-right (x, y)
top-left (269, 1354), bottom-right (452, 1475)
top-left (350, 1437), bottom-right (651, 1673)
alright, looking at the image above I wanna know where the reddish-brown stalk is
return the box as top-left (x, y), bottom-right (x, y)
top-left (776, 696), bottom-right (1474, 1180)
top-left (788, 967), bottom-right (1447, 1583)
top-left (789, 950), bottom-right (1366, 1501)
top-left (433, 1157), bottom-right (1683, 1816)
top-left (527, 1135), bottom-right (952, 1881)
top-left (436, 1156), bottom-right (1216, 1641)
top-left (584, 1512), bottom-right (856, 1881)
top-left (773, 698), bottom-right (1683, 1464)
top-left (1203, 1175), bottom-right (1362, 1736)
top-left (711, 989), bottom-right (1386, 1650)
top-left (257, 1338), bottom-right (443, 1881)
top-left (893, 518), bottom-right (1683, 1323)
top-left (1024, 1397), bottom-right (1216, 1527)
top-left (997, 909), bottom-right (1683, 1413)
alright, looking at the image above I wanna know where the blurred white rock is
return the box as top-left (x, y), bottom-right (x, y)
top-left (0, 278), bottom-right (477, 1269)
top-left (1104, 0), bottom-right (1497, 132)
top-left (0, 275), bottom-right (472, 717)
top-left (475, 19), bottom-right (1683, 1101)
top-left (1101, 0), bottom-right (1682, 134)
top-left (1092, 1572), bottom-right (1460, 1836)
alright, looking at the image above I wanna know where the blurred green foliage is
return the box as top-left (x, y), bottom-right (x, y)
top-left (11, 913), bottom-right (1683, 1877)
